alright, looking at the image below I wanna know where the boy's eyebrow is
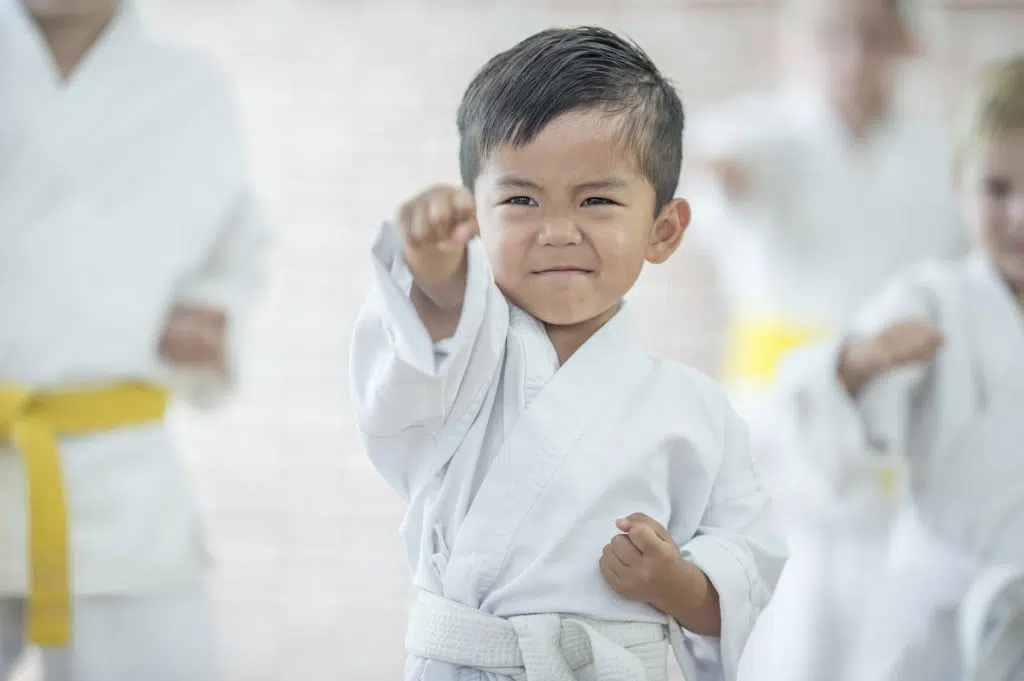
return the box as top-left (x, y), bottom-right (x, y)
top-left (495, 176), bottom-right (544, 191)
top-left (494, 176), bottom-right (630, 192)
top-left (574, 178), bottom-right (629, 192)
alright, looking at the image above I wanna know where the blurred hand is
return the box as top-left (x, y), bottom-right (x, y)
top-left (838, 319), bottom-right (943, 396)
top-left (159, 307), bottom-right (227, 367)
top-left (705, 156), bottom-right (749, 200)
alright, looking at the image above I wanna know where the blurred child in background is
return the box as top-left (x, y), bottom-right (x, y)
top-left (688, 0), bottom-right (966, 481)
top-left (0, 1), bottom-right (266, 679)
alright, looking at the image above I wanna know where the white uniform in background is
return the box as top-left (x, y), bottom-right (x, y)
top-left (855, 401), bottom-right (1024, 681)
top-left (0, 2), bottom-right (266, 680)
top-left (737, 253), bottom-right (1024, 681)
top-left (686, 84), bottom-right (967, 479)
top-left (350, 224), bottom-right (786, 681)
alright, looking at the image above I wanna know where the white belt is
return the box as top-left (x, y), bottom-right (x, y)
top-left (406, 590), bottom-right (668, 681)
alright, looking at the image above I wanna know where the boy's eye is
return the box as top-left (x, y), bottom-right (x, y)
top-left (984, 178), bottom-right (1011, 200)
top-left (504, 196), bottom-right (537, 207)
top-left (581, 197), bottom-right (617, 207)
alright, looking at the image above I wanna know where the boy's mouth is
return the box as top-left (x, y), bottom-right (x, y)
top-left (533, 267), bottom-right (594, 276)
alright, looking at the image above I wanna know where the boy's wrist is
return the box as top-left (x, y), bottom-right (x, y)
top-left (409, 251), bottom-right (468, 313)
top-left (649, 556), bottom-right (701, 614)
top-left (649, 559), bottom-right (721, 637)
top-left (838, 341), bottom-right (871, 396)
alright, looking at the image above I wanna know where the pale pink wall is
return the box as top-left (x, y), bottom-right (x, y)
top-left (21, 3), bottom-right (1022, 680)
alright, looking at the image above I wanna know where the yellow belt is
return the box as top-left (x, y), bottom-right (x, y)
top-left (0, 382), bottom-right (168, 645)
top-left (724, 315), bottom-right (829, 384)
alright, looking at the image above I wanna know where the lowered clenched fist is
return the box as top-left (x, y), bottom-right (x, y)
top-left (838, 319), bottom-right (943, 396)
top-left (601, 513), bottom-right (722, 636)
top-left (599, 513), bottom-right (687, 608)
top-left (159, 307), bottom-right (227, 367)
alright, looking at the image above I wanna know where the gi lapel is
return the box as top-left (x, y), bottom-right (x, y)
top-left (0, 2), bottom-right (220, 234)
top-left (444, 305), bottom-right (644, 606)
top-left (0, 2), bottom-right (138, 183)
top-left (965, 254), bottom-right (1024, 402)
top-left (909, 260), bottom-right (980, 462)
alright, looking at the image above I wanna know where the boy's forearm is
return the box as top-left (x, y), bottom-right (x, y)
top-left (652, 560), bottom-right (722, 637)
top-left (410, 255), bottom-right (467, 342)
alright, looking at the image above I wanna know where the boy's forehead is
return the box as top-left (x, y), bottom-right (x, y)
top-left (959, 131), bottom-right (1024, 184)
top-left (480, 110), bottom-right (646, 183)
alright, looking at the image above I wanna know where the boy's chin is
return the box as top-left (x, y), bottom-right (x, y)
top-left (527, 301), bottom-right (618, 329)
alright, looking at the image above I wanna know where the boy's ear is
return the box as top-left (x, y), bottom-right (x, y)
top-left (647, 198), bottom-right (690, 265)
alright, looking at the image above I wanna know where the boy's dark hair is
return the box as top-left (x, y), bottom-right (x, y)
top-left (456, 26), bottom-right (685, 212)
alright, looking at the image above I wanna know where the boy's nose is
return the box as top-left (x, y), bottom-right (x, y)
top-left (539, 218), bottom-right (583, 246)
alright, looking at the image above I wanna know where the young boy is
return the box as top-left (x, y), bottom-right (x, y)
top-left (740, 54), bottom-right (1024, 681)
top-left (0, 1), bottom-right (265, 679)
top-left (350, 27), bottom-right (785, 681)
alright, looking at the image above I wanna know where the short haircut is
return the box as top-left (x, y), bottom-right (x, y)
top-left (955, 53), bottom-right (1024, 166)
top-left (456, 26), bottom-right (684, 212)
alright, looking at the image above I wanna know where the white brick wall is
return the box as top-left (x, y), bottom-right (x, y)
top-left (12, 2), bottom-right (1024, 679)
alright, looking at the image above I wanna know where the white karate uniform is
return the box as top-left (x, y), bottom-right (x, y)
top-left (687, 84), bottom-right (967, 477)
top-left (0, 584), bottom-right (215, 681)
top-left (0, 1), bottom-right (266, 678)
top-left (350, 224), bottom-right (786, 681)
top-left (692, 84), bottom-right (966, 331)
top-left (737, 253), bottom-right (1024, 681)
top-left (854, 404), bottom-right (1024, 681)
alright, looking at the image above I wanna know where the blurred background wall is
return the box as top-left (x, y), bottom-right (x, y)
top-left (20, 1), bottom-right (1022, 679)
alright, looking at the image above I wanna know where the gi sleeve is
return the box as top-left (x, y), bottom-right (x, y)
top-left (349, 221), bottom-right (508, 499)
top-left (169, 194), bottom-right (269, 410)
top-left (671, 407), bottom-right (787, 681)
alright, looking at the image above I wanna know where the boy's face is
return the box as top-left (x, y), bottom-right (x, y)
top-left (473, 110), bottom-right (688, 328)
top-left (960, 131), bottom-right (1024, 291)
top-left (799, 0), bottom-right (909, 123)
